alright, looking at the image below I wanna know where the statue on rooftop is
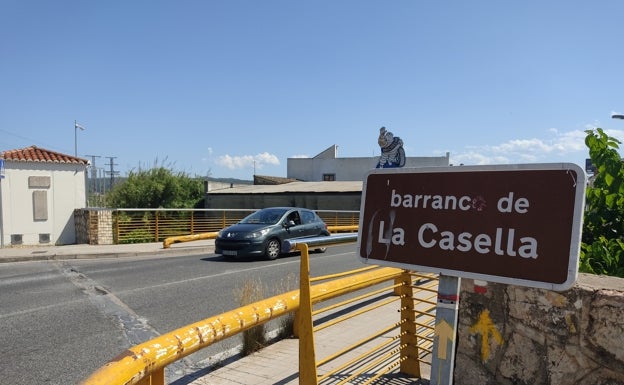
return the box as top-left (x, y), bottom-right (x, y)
top-left (376, 126), bottom-right (405, 168)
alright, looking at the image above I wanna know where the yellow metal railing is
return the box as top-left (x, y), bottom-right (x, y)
top-left (316, 210), bottom-right (360, 227)
top-left (286, 237), bottom-right (437, 385)
top-left (110, 208), bottom-right (359, 244)
top-left (80, 234), bottom-right (437, 385)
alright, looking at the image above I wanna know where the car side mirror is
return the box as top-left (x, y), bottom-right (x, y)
top-left (285, 220), bottom-right (296, 228)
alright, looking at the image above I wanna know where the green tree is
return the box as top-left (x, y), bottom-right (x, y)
top-left (580, 128), bottom-right (624, 277)
top-left (106, 166), bottom-right (205, 208)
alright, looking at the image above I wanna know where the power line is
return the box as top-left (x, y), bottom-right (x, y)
top-left (85, 154), bottom-right (101, 176)
top-left (0, 128), bottom-right (70, 153)
top-left (85, 154), bottom-right (102, 195)
top-left (105, 156), bottom-right (119, 191)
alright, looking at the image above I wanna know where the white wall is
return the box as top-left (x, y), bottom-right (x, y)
top-left (287, 154), bottom-right (451, 181)
top-left (0, 161), bottom-right (86, 246)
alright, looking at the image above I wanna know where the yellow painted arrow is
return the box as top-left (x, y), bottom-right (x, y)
top-left (469, 309), bottom-right (504, 362)
top-left (434, 319), bottom-right (455, 360)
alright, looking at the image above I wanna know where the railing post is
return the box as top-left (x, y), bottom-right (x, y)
top-left (399, 270), bottom-right (421, 377)
top-left (114, 210), bottom-right (120, 244)
top-left (154, 211), bottom-right (159, 242)
top-left (135, 367), bottom-right (164, 385)
top-left (296, 243), bottom-right (318, 385)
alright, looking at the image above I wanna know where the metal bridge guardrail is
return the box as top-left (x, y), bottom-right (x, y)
top-left (81, 233), bottom-right (438, 385)
top-left (108, 208), bottom-right (359, 244)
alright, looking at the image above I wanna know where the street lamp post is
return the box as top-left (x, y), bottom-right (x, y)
top-left (612, 113), bottom-right (624, 120)
top-left (74, 120), bottom-right (85, 156)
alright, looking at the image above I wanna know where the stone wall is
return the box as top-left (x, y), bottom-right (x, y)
top-left (95, 210), bottom-right (114, 245)
top-left (455, 273), bottom-right (624, 385)
top-left (74, 209), bottom-right (114, 245)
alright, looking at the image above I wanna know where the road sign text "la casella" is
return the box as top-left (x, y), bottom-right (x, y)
top-left (380, 190), bottom-right (537, 259)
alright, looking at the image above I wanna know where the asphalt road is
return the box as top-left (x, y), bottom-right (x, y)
top-left (0, 245), bottom-right (364, 385)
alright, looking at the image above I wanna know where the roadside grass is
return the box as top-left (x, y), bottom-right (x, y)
top-left (233, 273), bottom-right (298, 356)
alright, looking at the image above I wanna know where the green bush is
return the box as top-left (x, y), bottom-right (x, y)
top-left (119, 228), bottom-right (154, 244)
top-left (580, 128), bottom-right (624, 277)
top-left (106, 165), bottom-right (204, 209)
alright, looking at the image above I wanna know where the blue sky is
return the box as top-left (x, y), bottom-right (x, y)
top-left (2, 1), bottom-right (623, 180)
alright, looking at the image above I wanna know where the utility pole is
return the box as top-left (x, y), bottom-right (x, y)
top-left (85, 155), bottom-right (101, 194)
top-left (85, 155), bottom-right (103, 207)
top-left (105, 156), bottom-right (119, 191)
top-left (74, 121), bottom-right (85, 157)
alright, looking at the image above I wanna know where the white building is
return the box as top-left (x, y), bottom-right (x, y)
top-left (0, 146), bottom-right (88, 246)
top-left (287, 145), bottom-right (450, 181)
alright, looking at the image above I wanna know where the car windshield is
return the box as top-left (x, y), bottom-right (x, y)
top-left (240, 208), bottom-right (289, 225)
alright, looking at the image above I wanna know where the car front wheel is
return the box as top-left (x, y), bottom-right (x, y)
top-left (265, 238), bottom-right (281, 260)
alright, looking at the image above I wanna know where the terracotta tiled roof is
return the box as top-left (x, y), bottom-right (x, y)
top-left (1, 146), bottom-right (88, 165)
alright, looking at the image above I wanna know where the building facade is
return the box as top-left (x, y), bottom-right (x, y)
top-left (206, 145), bottom-right (451, 211)
top-left (287, 145), bottom-right (450, 181)
top-left (0, 146), bottom-right (88, 246)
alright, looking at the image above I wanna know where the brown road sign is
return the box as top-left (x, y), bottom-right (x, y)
top-left (357, 163), bottom-right (586, 291)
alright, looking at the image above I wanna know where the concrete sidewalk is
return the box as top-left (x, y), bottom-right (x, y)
top-left (0, 239), bottom-right (215, 263)
top-left (182, 297), bottom-right (432, 385)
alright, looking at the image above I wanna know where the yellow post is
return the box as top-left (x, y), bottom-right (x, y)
top-left (293, 305), bottom-right (301, 338)
top-left (162, 231), bottom-right (218, 249)
top-left (297, 243), bottom-right (318, 385)
top-left (399, 270), bottom-right (421, 377)
top-left (135, 367), bottom-right (164, 385)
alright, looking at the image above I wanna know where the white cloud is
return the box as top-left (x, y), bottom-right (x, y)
top-left (216, 152), bottom-right (280, 170)
top-left (451, 150), bottom-right (510, 166)
top-left (604, 129), bottom-right (624, 141)
top-left (450, 129), bottom-right (592, 166)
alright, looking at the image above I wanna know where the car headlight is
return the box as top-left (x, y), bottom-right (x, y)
top-left (245, 228), bottom-right (270, 239)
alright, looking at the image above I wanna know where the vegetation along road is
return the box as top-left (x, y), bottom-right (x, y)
top-left (0, 244), bottom-right (364, 385)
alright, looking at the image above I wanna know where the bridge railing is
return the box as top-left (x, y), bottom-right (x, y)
top-left (80, 233), bottom-right (437, 385)
top-left (284, 235), bottom-right (437, 384)
top-left (105, 208), bottom-right (359, 244)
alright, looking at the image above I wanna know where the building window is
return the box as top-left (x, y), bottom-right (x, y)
top-left (323, 173), bottom-right (336, 181)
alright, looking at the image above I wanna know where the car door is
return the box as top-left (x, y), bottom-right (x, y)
top-left (284, 210), bottom-right (306, 239)
top-left (300, 209), bottom-right (323, 237)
